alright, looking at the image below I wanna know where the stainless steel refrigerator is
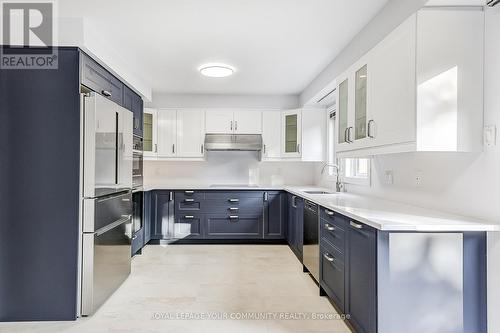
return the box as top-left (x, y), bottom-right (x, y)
top-left (79, 92), bottom-right (133, 316)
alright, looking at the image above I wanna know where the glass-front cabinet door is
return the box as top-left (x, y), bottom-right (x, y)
top-left (282, 109), bottom-right (302, 158)
top-left (354, 64), bottom-right (368, 141)
top-left (337, 78), bottom-right (349, 145)
top-left (143, 108), bottom-right (158, 159)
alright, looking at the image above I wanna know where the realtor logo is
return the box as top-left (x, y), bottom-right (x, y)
top-left (1, 1), bottom-right (58, 69)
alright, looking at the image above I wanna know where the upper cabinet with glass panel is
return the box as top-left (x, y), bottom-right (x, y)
top-left (281, 109), bottom-right (302, 158)
top-left (335, 8), bottom-right (484, 157)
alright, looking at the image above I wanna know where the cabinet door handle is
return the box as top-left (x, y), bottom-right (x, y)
top-left (263, 144), bottom-right (266, 155)
top-left (368, 120), bottom-right (375, 138)
top-left (169, 191), bottom-right (173, 201)
top-left (228, 198), bottom-right (239, 202)
top-left (235, 121), bottom-right (238, 131)
top-left (263, 192), bottom-right (268, 202)
top-left (325, 209), bottom-right (334, 216)
top-left (201, 144), bottom-right (204, 154)
top-left (101, 90), bottom-right (112, 97)
top-left (229, 215), bottom-right (239, 220)
top-left (323, 253), bottom-right (335, 262)
top-left (350, 221), bottom-right (363, 229)
top-left (230, 121), bottom-right (233, 131)
top-left (184, 190), bottom-right (194, 194)
top-left (229, 207), bottom-right (239, 211)
top-left (297, 144), bottom-right (301, 154)
top-left (184, 198), bottom-right (195, 202)
top-left (184, 215), bottom-right (194, 219)
top-left (172, 144), bottom-right (175, 154)
top-left (132, 235), bottom-right (137, 240)
top-left (344, 128), bottom-right (349, 143)
top-left (324, 224), bottom-right (335, 231)
top-left (292, 195), bottom-right (297, 208)
top-left (154, 144), bottom-right (158, 153)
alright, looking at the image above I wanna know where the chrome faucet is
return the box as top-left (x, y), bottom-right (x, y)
top-left (321, 163), bottom-right (344, 192)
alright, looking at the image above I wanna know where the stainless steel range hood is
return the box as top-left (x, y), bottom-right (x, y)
top-left (204, 134), bottom-right (263, 152)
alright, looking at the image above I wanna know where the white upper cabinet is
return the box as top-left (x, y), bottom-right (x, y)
top-left (370, 13), bottom-right (417, 148)
top-left (262, 111), bottom-right (282, 159)
top-left (416, 8), bottom-right (484, 152)
top-left (205, 109), bottom-right (262, 134)
top-left (205, 109), bottom-right (233, 134)
top-left (336, 7), bottom-right (484, 157)
top-left (176, 109), bottom-right (205, 158)
top-left (233, 110), bottom-right (262, 134)
top-left (157, 109), bottom-right (177, 158)
top-left (281, 109), bottom-right (302, 158)
top-left (143, 108), bottom-right (158, 159)
top-left (301, 108), bottom-right (326, 162)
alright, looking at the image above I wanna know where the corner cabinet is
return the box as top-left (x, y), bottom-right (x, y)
top-left (336, 8), bottom-right (484, 157)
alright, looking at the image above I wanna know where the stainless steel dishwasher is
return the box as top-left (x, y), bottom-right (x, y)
top-left (303, 200), bottom-right (319, 282)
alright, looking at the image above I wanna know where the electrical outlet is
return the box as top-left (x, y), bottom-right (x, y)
top-left (484, 125), bottom-right (497, 147)
top-left (415, 170), bottom-right (423, 187)
top-left (385, 170), bottom-right (394, 185)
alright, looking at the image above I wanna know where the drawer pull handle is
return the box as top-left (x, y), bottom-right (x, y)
top-left (325, 210), bottom-right (334, 216)
top-left (323, 253), bottom-right (335, 262)
top-left (184, 191), bottom-right (194, 194)
top-left (228, 199), bottom-right (239, 202)
top-left (229, 215), bottom-right (239, 220)
top-left (324, 224), bottom-right (335, 231)
top-left (229, 207), bottom-right (239, 211)
top-left (184, 198), bottom-right (195, 202)
top-left (350, 221), bottom-right (363, 229)
top-left (184, 215), bottom-right (194, 219)
top-left (101, 90), bottom-right (112, 97)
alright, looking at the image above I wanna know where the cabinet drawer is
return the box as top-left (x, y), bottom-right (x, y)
top-left (205, 191), bottom-right (265, 201)
top-left (321, 236), bottom-right (344, 265)
top-left (320, 219), bottom-right (346, 252)
top-left (81, 54), bottom-right (123, 106)
top-left (320, 207), bottom-right (337, 222)
top-left (320, 243), bottom-right (345, 311)
top-left (174, 214), bottom-right (203, 239)
top-left (205, 214), bottom-right (263, 239)
top-left (204, 197), bottom-right (264, 213)
top-left (175, 191), bottom-right (205, 201)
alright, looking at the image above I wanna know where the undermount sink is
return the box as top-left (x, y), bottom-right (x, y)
top-left (304, 190), bottom-right (335, 195)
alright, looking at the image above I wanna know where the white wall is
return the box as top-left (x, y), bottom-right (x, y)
top-left (144, 152), bottom-right (319, 188)
top-left (148, 92), bottom-right (299, 109)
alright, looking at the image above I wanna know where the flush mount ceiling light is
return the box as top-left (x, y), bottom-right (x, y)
top-left (199, 63), bottom-right (235, 78)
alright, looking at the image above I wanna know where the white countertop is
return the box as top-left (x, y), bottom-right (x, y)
top-left (143, 184), bottom-right (500, 232)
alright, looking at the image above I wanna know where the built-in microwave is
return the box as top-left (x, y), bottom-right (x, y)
top-left (132, 136), bottom-right (143, 189)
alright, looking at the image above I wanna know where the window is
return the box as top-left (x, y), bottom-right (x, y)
top-left (326, 109), bottom-right (336, 179)
top-left (340, 157), bottom-right (371, 186)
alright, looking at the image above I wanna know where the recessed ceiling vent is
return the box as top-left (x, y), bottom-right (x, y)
top-left (315, 88), bottom-right (336, 108)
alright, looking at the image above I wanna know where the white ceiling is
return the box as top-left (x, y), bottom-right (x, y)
top-left (59, 0), bottom-right (389, 96)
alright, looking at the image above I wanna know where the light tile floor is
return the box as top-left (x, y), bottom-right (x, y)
top-left (0, 245), bottom-right (351, 333)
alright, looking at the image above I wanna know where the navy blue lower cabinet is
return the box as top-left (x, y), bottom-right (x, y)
top-left (286, 194), bottom-right (304, 260)
top-left (143, 191), bottom-right (152, 244)
top-left (151, 191), bottom-right (173, 239)
top-left (346, 219), bottom-right (377, 333)
top-left (175, 213), bottom-right (204, 239)
top-left (320, 240), bottom-right (345, 312)
top-left (131, 227), bottom-right (144, 255)
top-left (205, 214), bottom-right (263, 239)
top-left (264, 191), bottom-right (285, 239)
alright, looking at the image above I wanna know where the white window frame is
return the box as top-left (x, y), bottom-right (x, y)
top-left (339, 157), bottom-right (371, 186)
top-left (326, 107), bottom-right (337, 181)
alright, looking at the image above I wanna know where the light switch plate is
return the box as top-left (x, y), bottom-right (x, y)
top-left (484, 125), bottom-right (497, 147)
